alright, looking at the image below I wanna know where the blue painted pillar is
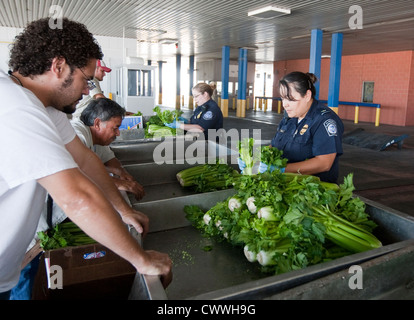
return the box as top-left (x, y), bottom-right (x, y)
top-left (309, 29), bottom-right (323, 99)
top-left (328, 33), bottom-right (343, 113)
top-left (221, 46), bottom-right (230, 117)
top-left (158, 61), bottom-right (163, 105)
top-left (176, 54), bottom-right (181, 110)
top-left (237, 48), bottom-right (248, 118)
top-left (189, 55), bottom-right (195, 110)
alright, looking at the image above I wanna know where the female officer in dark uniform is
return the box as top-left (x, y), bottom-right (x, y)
top-left (240, 71), bottom-right (344, 183)
top-left (166, 82), bottom-right (223, 140)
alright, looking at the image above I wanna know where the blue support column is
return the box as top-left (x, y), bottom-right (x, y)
top-left (309, 29), bottom-right (323, 99)
top-left (221, 46), bottom-right (230, 117)
top-left (189, 55), bottom-right (195, 110)
top-left (237, 48), bottom-right (248, 117)
top-left (158, 61), bottom-right (163, 105)
top-left (176, 54), bottom-right (181, 110)
top-left (328, 33), bottom-right (343, 113)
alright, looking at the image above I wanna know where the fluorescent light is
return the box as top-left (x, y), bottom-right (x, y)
top-left (158, 38), bottom-right (178, 45)
top-left (248, 6), bottom-right (291, 19)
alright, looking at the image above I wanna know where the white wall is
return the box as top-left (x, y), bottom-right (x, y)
top-left (0, 27), bottom-right (22, 73)
top-left (0, 26), bottom-right (184, 109)
top-left (0, 27), bottom-right (140, 101)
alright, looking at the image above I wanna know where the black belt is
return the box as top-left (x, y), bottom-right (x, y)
top-left (46, 194), bottom-right (53, 230)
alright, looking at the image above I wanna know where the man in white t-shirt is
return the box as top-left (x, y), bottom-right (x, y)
top-left (71, 60), bottom-right (111, 119)
top-left (0, 18), bottom-right (171, 299)
top-left (10, 98), bottom-right (146, 299)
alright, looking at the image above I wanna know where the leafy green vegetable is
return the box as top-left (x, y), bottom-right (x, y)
top-left (37, 221), bottom-right (96, 250)
top-left (185, 171), bottom-right (382, 275)
top-left (144, 106), bottom-right (184, 138)
top-left (238, 140), bottom-right (287, 175)
top-left (238, 138), bottom-right (260, 175)
top-left (147, 124), bottom-right (177, 137)
top-left (260, 146), bottom-right (288, 170)
top-left (153, 106), bottom-right (183, 124)
top-left (177, 163), bottom-right (241, 192)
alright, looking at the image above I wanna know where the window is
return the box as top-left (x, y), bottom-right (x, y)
top-left (362, 81), bottom-right (374, 103)
top-left (127, 69), bottom-right (154, 97)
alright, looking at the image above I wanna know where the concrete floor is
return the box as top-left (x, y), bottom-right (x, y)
top-left (180, 106), bottom-right (414, 218)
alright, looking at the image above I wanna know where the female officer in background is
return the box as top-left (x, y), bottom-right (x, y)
top-left (239, 71), bottom-right (344, 183)
top-left (165, 82), bottom-right (223, 140)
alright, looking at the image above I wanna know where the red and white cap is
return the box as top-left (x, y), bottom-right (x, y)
top-left (97, 60), bottom-right (112, 73)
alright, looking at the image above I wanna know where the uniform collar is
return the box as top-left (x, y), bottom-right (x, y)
top-left (300, 99), bottom-right (319, 122)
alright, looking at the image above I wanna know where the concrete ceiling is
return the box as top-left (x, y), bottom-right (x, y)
top-left (1, 0), bottom-right (414, 63)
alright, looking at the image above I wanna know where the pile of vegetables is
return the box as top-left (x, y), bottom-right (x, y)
top-left (37, 221), bottom-right (96, 250)
top-left (145, 106), bottom-right (184, 138)
top-left (177, 163), bottom-right (241, 192)
top-left (184, 171), bottom-right (382, 275)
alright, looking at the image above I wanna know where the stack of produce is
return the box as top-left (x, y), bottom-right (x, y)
top-left (184, 172), bottom-right (382, 275)
top-left (145, 106), bottom-right (184, 138)
top-left (37, 221), bottom-right (97, 250)
top-left (177, 163), bottom-right (241, 193)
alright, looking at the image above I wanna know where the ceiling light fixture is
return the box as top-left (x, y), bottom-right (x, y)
top-left (158, 38), bottom-right (179, 45)
top-left (248, 6), bottom-right (291, 19)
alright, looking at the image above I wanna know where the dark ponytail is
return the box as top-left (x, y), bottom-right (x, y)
top-left (279, 71), bottom-right (318, 100)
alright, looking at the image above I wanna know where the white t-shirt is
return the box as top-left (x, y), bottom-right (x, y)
top-left (71, 78), bottom-right (102, 119)
top-left (71, 118), bottom-right (115, 163)
top-left (26, 116), bottom-right (116, 255)
top-left (0, 72), bottom-right (78, 292)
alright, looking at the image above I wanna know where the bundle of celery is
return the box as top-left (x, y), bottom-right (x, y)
top-left (238, 138), bottom-right (288, 175)
top-left (177, 163), bottom-right (241, 193)
top-left (185, 172), bottom-right (382, 275)
top-left (37, 221), bottom-right (96, 250)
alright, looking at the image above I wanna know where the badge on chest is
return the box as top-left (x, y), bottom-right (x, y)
top-left (300, 124), bottom-right (309, 135)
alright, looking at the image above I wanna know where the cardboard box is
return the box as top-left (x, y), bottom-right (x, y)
top-left (32, 243), bottom-right (136, 300)
top-left (119, 116), bottom-right (143, 130)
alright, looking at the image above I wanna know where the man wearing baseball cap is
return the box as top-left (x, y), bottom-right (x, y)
top-left (72, 59), bottom-right (112, 118)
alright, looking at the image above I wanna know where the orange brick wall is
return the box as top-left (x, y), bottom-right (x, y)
top-left (273, 51), bottom-right (414, 126)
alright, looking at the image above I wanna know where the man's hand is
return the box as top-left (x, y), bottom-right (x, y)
top-left (121, 209), bottom-right (150, 238)
top-left (138, 250), bottom-right (173, 289)
top-left (112, 177), bottom-right (146, 201)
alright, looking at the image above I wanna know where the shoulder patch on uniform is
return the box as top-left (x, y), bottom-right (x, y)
top-left (203, 111), bottom-right (214, 120)
top-left (323, 119), bottom-right (338, 137)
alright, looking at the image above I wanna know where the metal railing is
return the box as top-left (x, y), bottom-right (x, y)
top-left (254, 97), bottom-right (381, 126)
top-left (319, 100), bottom-right (381, 127)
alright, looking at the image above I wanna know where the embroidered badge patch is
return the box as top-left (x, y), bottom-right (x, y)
top-left (300, 124), bottom-right (309, 135)
top-left (203, 111), bottom-right (214, 120)
top-left (324, 119), bottom-right (338, 137)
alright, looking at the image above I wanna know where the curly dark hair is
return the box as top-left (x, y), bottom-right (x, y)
top-left (8, 17), bottom-right (103, 76)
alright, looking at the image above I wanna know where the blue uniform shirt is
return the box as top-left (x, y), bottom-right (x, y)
top-left (190, 99), bottom-right (223, 140)
top-left (271, 99), bottom-right (344, 183)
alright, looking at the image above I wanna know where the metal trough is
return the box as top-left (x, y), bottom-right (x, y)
top-left (111, 139), bottom-right (237, 165)
top-left (267, 245), bottom-right (414, 300)
top-left (131, 190), bottom-right (414, 300)
top-left (123, 157), bottom-right (238, 204)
